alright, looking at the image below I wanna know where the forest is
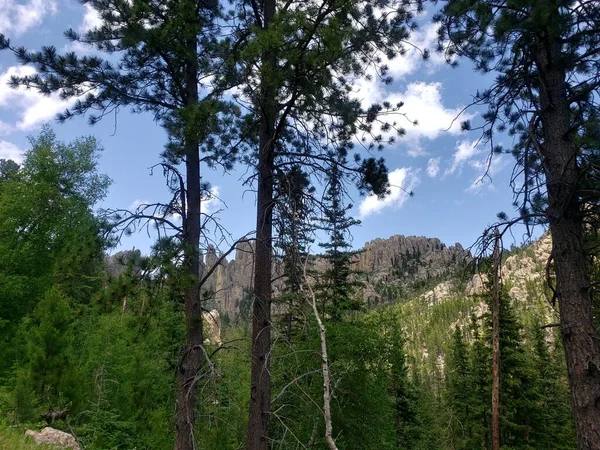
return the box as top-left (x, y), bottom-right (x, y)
top-left (0, 0), bottom-right (599, 449)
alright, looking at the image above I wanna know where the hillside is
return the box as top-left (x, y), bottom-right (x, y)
top-left (393, 234), bottom-right (558, 379)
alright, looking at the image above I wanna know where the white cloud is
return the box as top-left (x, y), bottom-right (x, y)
top-left (202, 185), bottom-right (221, 216)
top-left (0, 120), bottom-right (13, 136)
top-left (351, 23), bottom-right (445, 106)
top-left (0, 0), bottom-right (57, 37)
top-left (441, 139), bottom-right (509, 193)
top-left (358, 167), bottom-right (420, 218)
top-left (426, 157), bottom-right (440, 178)
top-left (446, 139), bottom-right (481, 175)
top-left (466, 155), bottom-right (508, 194)
top-left (0, 65), bottom-right (81, 131)
top-left (353, 82), bottom-right (475, 157)
top-left (62, 4), bottom-right (104, 55)
top-left (389, 82), bottom-right (474, 142)
top-left (387, 23), bottom-right (446, 79)
top-left (0, 140), bottom-right (24, 163)
top-left (80, 4), bottom-right (103, 31)
top-left (129, 199), bottom-right (150, 211)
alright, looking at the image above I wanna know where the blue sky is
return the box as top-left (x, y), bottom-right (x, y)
top-left (0, 0), bottom-right (535, 256)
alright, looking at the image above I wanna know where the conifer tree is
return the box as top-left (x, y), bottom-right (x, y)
top-left (468, 316), bottom-right (491, 449)
top-left (1, 3), bottom-right (237, 447)
top-left (436, 2), bottom-right (600, 446)
top-left (274, 165), bottom-right (315, 340)
top-left (239, 4), bottom-right (423, 444)
top-left (15, 287), bottom-right (82, 421)
top-left (446, 326), bottom-right (474, 448)
top-left (528, 319), bottom-right (576, 448)
top-left (317, 162), bottom-right (362, 320)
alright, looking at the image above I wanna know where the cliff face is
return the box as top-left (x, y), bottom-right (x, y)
top-left (201, 235), bottom-right (470, 319)
top-left (355, 235), bottom-right (469, 283)
top-left (201, 240), bottom-right (256, 319)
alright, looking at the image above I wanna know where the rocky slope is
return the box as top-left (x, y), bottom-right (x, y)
top-left (200, 235), bottom-right (470, 320)
top-left (402, 233), bottom-right (558, 373)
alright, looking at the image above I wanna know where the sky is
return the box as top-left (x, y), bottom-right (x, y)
top-left (0, 0), bottom-right (537, 256)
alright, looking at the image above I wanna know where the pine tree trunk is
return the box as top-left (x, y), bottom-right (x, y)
top-left (491, 228), bottom-right (501, 450)
top-left (534, 15), bottom-right (600, 449)
top-left (247, 1), bottom-right (276, 448)
top-left (175, 46), bottom-right (203, 450)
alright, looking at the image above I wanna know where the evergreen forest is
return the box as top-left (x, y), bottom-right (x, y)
top-left (0, 1), bottom-right (599, 449)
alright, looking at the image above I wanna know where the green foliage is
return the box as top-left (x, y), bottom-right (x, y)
top-left (0, 128), bottom-right (109, 374)
top-left (267, 307), bottom-right (434, 450)
top-left (195, 327), bottom-right (251, 450)
top-left (442, 292), bottom-right (576, 449)
top-left (0, 421), bottom-right (55, 450)
top-left (14, 287), bottom-right (83, 422)
top-left (316, 162), bottom-right (363, 321)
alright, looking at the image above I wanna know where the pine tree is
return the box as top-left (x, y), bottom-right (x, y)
top-left (1, 4), bottom-right (237, 447)
top-left (436, 2), bottom-right (600, 446)
top-left (241, 2), bottom-right (423, 446)
top-left (468, 315), bottom-right (491, 449)
top-left (317, 162), bottom-right (362, 321)
top-left (378, 309), bottom-right (418, 448)
top-left (14, 285), bottom-right (89, 425)
top-left (273, 165), bottom-right (315, 340)
top-left (528, 319), bottom-right (576, 448)
top-left (446, 326), bottom-right (474, 448)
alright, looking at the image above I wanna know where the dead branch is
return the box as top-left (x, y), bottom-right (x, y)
top-left (302, 257), bottom-right (339, 450)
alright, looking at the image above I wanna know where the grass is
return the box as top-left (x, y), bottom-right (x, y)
top-left (0, 422), bottom-right (54, 450)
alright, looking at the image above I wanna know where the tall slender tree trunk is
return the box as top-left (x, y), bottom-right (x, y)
top-left (247, 1), bottom-right (276, 448)
top-left (491, 228), bottom-right (501, 450)
top-left (175, 43), bottom-right (203, 450)
top-left (533, 10), bottom-right (600, 448)
top-left (306, 267), bottom-right (339, 450)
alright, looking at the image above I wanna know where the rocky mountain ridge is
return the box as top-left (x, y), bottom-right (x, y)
top-left (200, 234), bottom-right (470, 319)
top-left (404, 233), bottom-right (557, 372)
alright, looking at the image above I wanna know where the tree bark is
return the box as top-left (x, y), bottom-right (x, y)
top-left (491, 228), bottom-right (500, 450)
top-left (534, 12), bottom-right (600, 448)
top-left (174, 40), bottom-right (203, 450)
top-left (247, 1), bottom-right (276, 448)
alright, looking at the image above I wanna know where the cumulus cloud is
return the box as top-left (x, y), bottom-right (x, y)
top-left (202, 185), bottom-right (221, 216)
top-left (80, 4), bottom-right (103, 31)
top-left (0, 0), bottom-right (57, 37)
top-left (351, 23), bottom-right (445, 105)
top-left (446, 139), bottom-right (481, 175)
top-left (358, 167), bottom-right (420, 218)
top-left (0, 66), bottom-right (80, 131)
top-left (389, 82), bottom-right (473, 142)
top-left (0, 140), bottom-right (24, 163)
top-left (353, 82), bottom-right (474, 157)
top-left (63, 4), bottom-right (104, 54)
top-left (426, 157), bottom-right (440, 178)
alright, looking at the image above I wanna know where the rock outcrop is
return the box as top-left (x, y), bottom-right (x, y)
top-left (202, 309), bottom-right (222, 346)
top-left (105, 249), bottom-right (142, 279)
top-left (201, 235), bottom-right (470, 319)
top-left (355, 235), bottom-right (469, 284)
top-left (25, 427), bottom-right (79, 449)
top-left (201, 240), bottom-right (258, 319)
